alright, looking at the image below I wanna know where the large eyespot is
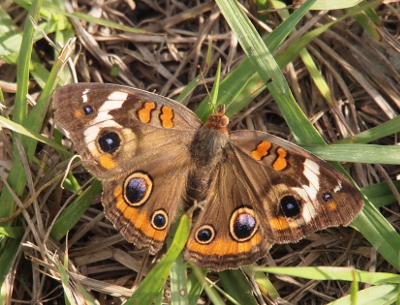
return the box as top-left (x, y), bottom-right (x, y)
top-left (123, 172), bottom-right (153, 206)
top-left (151, 209), bottom-right (168, 230)
top-left (98, 130), bottom-right (121, 153)
top-left (229, 207), bottom-right (257, 242)
top-left (83, 105), bottom-right (94, 115)
top-left (280, 195), bottom-right (301, 218)
top-left (195, 225), bottom-right (215, 244)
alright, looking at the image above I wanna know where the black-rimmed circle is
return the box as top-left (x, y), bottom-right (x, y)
top-left (98, 130), bottom-right (121, 153)
top-left (280, 195), bottom-right (301, 218)
top-left (195, 225), bottom-right (215, 244)
top-left (230, 207), bottom-right (258, 242)
top-left (123, 172), bottom-right (153, 207)
top-left (151, 209), bottom-right (168, 230)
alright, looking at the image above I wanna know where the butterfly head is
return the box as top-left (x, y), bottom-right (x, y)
top-left (206, 104), bottom-right (229, 132)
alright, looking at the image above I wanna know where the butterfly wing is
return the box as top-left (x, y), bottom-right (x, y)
top-left (184, 160), bottom-right (274, 271)
top-left (184, 130), bottom-right (363, 270)
top-left (53, 83), bottom-right (201, 179)
top-left (53, 83), bottom-right (202, 253)
top-left (101, 151), bottom-right (191, 254)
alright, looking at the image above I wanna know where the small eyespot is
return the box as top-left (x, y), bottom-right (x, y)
top-left (195, 225), bottom-right (215, 244)
top-left (280, 195), bottom-right (301, 218)
top-left (230, 207), bottom-right (258, 242)
top-left (322, 192), bottom-right (333, 201)
top-left (98, 131), bottom-right (121, 153)
top-left (83, 105), bottom-right (94, 115)
top-left (123, 172), bottom-right (153, 206)
top-left (151, 210), bottom-right (168, 230)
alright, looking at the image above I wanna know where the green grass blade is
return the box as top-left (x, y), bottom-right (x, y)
top-left (352, 205), bottom-right (400, 271)
top-left (187, 270), bottom-right (206, 305)
top-left (0, 116), bottom-right (66, 153)
top-left (328, 284), bottom-right (398, 305)
top-left (191, 265), bottom-right (226, 305)
top-left (0, 0), bottom-right (46, 292)
top-left (168, 220), bottom-right (189, 305)
top-left (362, 181), bottom-right (400, 208)
top-left (0, 237), bottom-right (21, 299)
top-left (170, 255), bottom-right (189, 305)
top-left (337, 115), bottom-right (400, 144)
top-left (50, 180), bottom-right (102, 242)
top-left (308, 0), bottom-right (363, 10)
top-left (304, 144), bottom-right (400, 165)
top-left (258, 266), bottom-right (400, 284)
top-left (0, 227), bottom-right (24, 239)
top-left (219, 270), bottom-right (258, 305)
top-left (5, 3), bottom-right (42, 96)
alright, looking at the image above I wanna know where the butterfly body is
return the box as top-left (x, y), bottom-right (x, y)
top-left (187, 106), bottom-right (229, 201)
top-left (53, 83), bottom-right (363, 271)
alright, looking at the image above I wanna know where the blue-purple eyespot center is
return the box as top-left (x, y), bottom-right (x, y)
top-left (322, 192), bottom-right (333, 201)
top-left (83, 105), bottom-right (94, 115)
top-left (125, 177), bottom-right (147, 204)
top-left (233, 213), bottom-right (256, 239)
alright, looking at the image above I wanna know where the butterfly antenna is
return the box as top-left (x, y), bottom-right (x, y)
top-left (198, 65), bottom-right (217, 113)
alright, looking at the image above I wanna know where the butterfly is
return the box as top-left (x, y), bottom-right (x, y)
top-left (53, 82), bottom-right (363, 271)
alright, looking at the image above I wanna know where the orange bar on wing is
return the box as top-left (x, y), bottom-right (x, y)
top-left (251, 141), bottom-right (271, 160)
top-left (138, 102), bottom-right (156, 123)
top-left (273, 148), bottom-right (288, 171)
top-left (160, 105), bottom-right (174, 128)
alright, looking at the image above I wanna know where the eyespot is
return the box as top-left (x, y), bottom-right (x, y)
top-left (98, 130), bottom-right (121, 153)
top-left (195, 225), bottom-right (215, 244)
top-left (230, 207), bottom-right (257, 242)
top-left (280, 195), bottom-right (301, 218)
top-left (83, 105), bottom-right (94, 115)
top-left (123, 172), bottom-right (153, 206)
top-left (322, 192), bottom-right (333, 201)
top-left (151, 209), bottom-right (168, 230)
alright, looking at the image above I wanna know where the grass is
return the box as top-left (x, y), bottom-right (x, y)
top-left (1, 0), bottom-right (400, 304)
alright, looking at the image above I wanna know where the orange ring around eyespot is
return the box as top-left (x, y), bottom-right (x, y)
top-left (194, 225), bottom-right (216, 245)
top-left (229, 207), bottom-right (258, 242)
top-left (151, 209), bottom-right (169, 230)
top-left (123, 172), bottom-right (153, 207)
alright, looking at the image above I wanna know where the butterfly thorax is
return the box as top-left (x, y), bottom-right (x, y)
top-left (187, 106), bottom-right (230, 202)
